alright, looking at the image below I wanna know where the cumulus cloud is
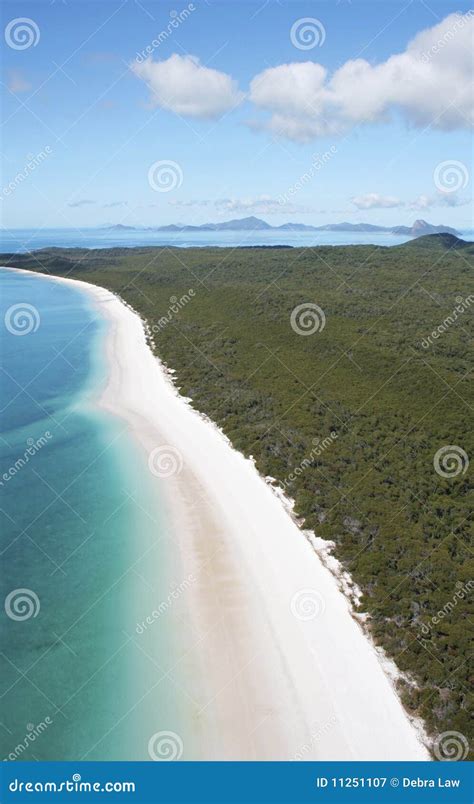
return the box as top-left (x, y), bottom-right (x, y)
top-left (351, 193), bottom-right (403, 210)
top-left (131, 53), bottom-right (243, 119)
top-left (249, 11), bottom-right (474, 141)
top-left (170, 196), bottom-right (312, 215)
top-left (410, 192), bottom-right (470, 210)
top-left (351, 190), bottom-right (471, 211)
top-left (214, 196), bottom-right (312, 215)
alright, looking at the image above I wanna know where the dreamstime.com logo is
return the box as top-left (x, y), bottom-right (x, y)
top-left (290, 17), bottom-right (326, 49)
top-left (148, 730), bottom-right (184, 761)
top-left (135, 5), bottom-right (196, 62)
top-left (278, 147), bottom-right (338, 205)
top-left (419, 10), bottom-right (473, 63)
top-left (4, 303), bottom-right (40, 335)
top-left (417, 580), bottom-right (474, 644)
top-left (4, 589), bottom-right (40, 621)
top-left (1, 147), bottom-right (53, 199)
top-left (0, 432), bottom-right (53, 486)
top-left (147, 290), bottom-right (195, 335)
top-left (4, 17), bottom-right (40, 50)
top-left (148, 160), bottom-right (183, 192)
top-left (290, 588), bottom-right (326, 621)
top-left (282, 433), bottom-right (338, 489)
top-left (433, 160), bottom-right (469, 194)
top-left (290, 303), bottom-right (326, 336)
top-left (4, 718), bottom-right (53, 761)
top-left (433, 445), bottom-right (469, 478)
top-left (148, 445), bottom-right (183, 478)
top-left (433, 731), bottom-right (469, 761)
top-left (420, 294), bottom-right (474, 349)
top-left (135, 574), bottom-right (196, 634)
top-left (293, 715), bottom-right (338, 760)
top-left (8, 774), bottom-right (136, 794)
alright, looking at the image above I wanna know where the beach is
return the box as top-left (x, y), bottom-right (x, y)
top-left (4, 268), bottom-right (431, 761)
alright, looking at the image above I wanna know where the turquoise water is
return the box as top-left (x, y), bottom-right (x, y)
top-left (0, 270), bottom-right (187, 761)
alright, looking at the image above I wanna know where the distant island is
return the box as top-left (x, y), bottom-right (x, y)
top-left (106, 217), bottom-right (459, 237)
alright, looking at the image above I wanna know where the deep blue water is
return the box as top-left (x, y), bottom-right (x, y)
top-left (1, 227), bottom-right (472, 252)
top-left (0, 270), bottom-right (185, 760)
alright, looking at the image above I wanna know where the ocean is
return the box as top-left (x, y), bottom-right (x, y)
top-left (1, 227), bottom-right (473, 253)
top-left (0, 269), bottom-right (185, 761)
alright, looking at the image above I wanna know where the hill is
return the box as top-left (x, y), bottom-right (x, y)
top-left (399, 232), bottom-right (472, 251)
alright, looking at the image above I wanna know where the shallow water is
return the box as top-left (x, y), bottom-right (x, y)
top-left (0, 270), bottom-right (186, 760)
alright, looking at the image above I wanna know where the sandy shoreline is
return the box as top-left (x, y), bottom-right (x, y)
top-left (3, 267), bottom-right (430, 760)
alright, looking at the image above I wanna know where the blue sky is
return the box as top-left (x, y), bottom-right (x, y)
top-left (2, 0), bottom-right (473, 229)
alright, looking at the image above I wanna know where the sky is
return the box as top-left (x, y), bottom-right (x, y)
top-left (1, 0), bottom-right (473, 229)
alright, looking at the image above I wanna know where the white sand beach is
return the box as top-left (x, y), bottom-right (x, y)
top-left (6, 269), bottom-right (431, 761)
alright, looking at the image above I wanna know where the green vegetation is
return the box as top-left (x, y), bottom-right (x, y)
top-left (2, 236), bottom-right (473, 755)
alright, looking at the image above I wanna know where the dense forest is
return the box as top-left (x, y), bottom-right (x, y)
top-left (2, 235), bottom-right (473, 757)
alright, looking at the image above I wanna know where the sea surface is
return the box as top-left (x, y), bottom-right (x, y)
top-left (0, 269), bottom-right (186, 761)
top-left (1, 227), bottom-right (473, 252)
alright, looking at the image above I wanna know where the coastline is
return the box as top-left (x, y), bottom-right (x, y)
top-left (3, 267), bottom-right (431, 761)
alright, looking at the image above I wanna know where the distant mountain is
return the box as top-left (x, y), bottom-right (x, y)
top-left (275, 222), bottom-right (318, 231)
top-left (105, 217), bottom-right (459, 236)
top-left (313, 222), bottom-right (389, 232)
top-left (391, 219), bottom-right (458, 236)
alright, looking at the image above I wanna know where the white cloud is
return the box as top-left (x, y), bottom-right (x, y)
top-left (131, 53), bottom-right (243, 119)
top-left (410, 192), bottom-right (470, 210)
top-left (351, 190), bottom-right (471, 211)
top-left (169, 196), bottom-right (311, 215)
top-left (169, 199), bottom-right (211, 208)
top-left (249, 12), bottom-right (474, 141)
top-left (351, 193), bottom-right (403, 210)
top-left (214, 196), bottom-right (312, 215)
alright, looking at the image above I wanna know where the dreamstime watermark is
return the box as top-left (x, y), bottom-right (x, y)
top-left (148, 160), bottom-right (183, 192)
top-left (4, 589), bottom-right (40, 621)
top-left (135, 5), bottom-right (196, 62)
top-left (282, 433), bottom-right (338, 489)
top-left (433, 445), bottom-right (469, 478)
top-left (148, 445), bottom-right (183, 478)
top-left (4, 718), bottom-right (53, 761)
top-left (148, 290), bottom-right (195, 335)
top-left (433, 731), bottom-right (469, 761)
top-left (417, 580), bottom-right (474, 643)
top-left (5, 17), bottom-right (40, 50)
top-left (419, 11), bottom-right (473, 63)
top-left (0, 432), bottom-right (53, 486)
top-left (290, 303), bottom-right (326, 335)
top-left (2, 147), bottom-right (52, 198)
top-left (278, 148), bottom-right (337, 205)
top-left (420, 295), bottom-right (474, 349)
top-left (4, 303), bottom-right (40, 335)
top-left (148, 730), bottom-right (183, 761)
top-left (135, 574), bottom-right (196, 634)
top-left (293, 715), bottom-right (338, 760)
top-left (433, 160), bottom-right (469, 194)
top-left (7, 776), bottom-right (135, 794)
top-left (290, 588), bottom-right (326, 621)
top-left (290, 17), bottom-right (326, 49)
